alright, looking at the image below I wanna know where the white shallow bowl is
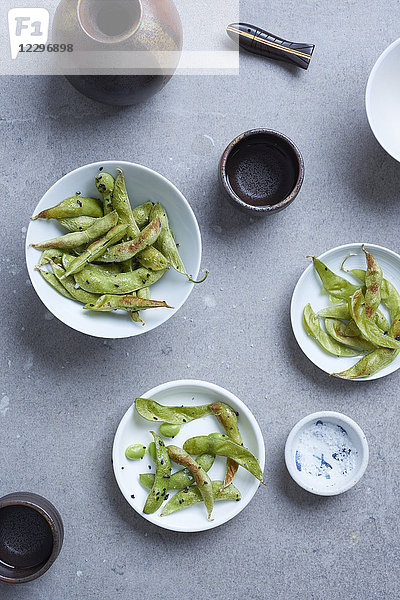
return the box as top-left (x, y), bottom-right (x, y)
top-left (285, 411), bottom-right (369, 496)
top-left (366, 38), bottom-right (400, 162)
top-left (26, 161), bottom-right (202, 338)
top-left (112, 380), bottom-right (265, 533)
top-left (291, 243), bottom-right (400, 380)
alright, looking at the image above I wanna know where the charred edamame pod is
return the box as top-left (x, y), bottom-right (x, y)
top-left (74, 266), bottom-right (167, 295)
top-left (31, 211), bottom-right (118, 250)
top-left (303, 304), bottom-right (360, 357)
top-left (210, 402), bottom-right (243, 489)
top-left (83, 294), bottom-right (173, 312)
top-left (183, 434), bottom-right (265, 484)
top-left (167, 445), bottom-right (214, 520)
top-left (56, 216), bottom-right (99, 232)
top-left (95, 172), bottom-right (115, 214)
top-left (143, 432), bottom-right (171, 514)
top-left (60, 223), bottom-right (128, 278)
top-left (135, 398), bottom-right (211, 424)
top-left (97, 219), bottom-right (161, 263)
top-left (31, 196), bottom-right (103, 220)
top-left (349, 290), bottom-right (400, 350)
top-left (160, 480), bottom-right (241, 517)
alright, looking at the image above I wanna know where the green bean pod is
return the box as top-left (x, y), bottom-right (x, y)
top-left (31, 211), bottom-right (118, 250)
top-left (83, 295), bottom-right (173, 312)
top-left (303, 304), bottom-right (360, 357)
top-left (97, 219), bottom-right (161, 263)
top-left (95, 172), bottom-right (115, 214)
top-left (183, 434), bottom-right (265, 484)
top-left (135, 398), bottom-right (211, 424)
top-left (136, 246), bottom-right (170, 271)
top-left (210, 402), bottom-right (243, 489)
top-left (113, 169), bottom-right (140, 239)
top-left (166, 445), bottom-right (214, 520)
top-left (140, 453), bottom-right (215, 490)
top-left (310, 256), bottom-right (361, 300)
top-left (143, 432), bottom-right (172, 514)
top-left (31, 196), bottom-right (103, 220)
top-left (57, 216), bottom-right (99, 232)
top-left (61, 223), bottom-right (128, 278)
top-left (332, 317), bottom-right (400, 379)
top-left (349, 290), bottom-right (400, 350)
top-left (132, 201), bottom-right (153, 228)
top-left (160, 480), bottom-right (241, 517)
top-left (36, 267), bottom-right (74, 300)
top-left (324, 318), bottom-right (376, 351)
top-left (74, 266), bottom-right (166, 295)
top-left (50, 261), bottom-right (100, 304)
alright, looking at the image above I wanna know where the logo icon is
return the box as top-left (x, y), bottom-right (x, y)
top-left (8, 8), bottom-right (50, 59)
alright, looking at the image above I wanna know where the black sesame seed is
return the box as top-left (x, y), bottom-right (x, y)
top-left (182, 419), bottom-right (186, 423)
top-left (77, 200), bottom-right (82, 207)
top-left (163, 475), bottom-right (170, 479)
top-left (164, 494), bottom-right (169, 501)
top-left (99, 166), bottom-right (103, 171)
top-left (76, 191), bottom-right (81, 195)
top-left (142, 279), bottom-right (146, 284)
top-left (396, 336), bottom-right (400, 341)
top-left (131, 494), bottom-right (135, 499)
top-left (89, 304), bottom-right (94, 307)
top-left (121, 466), bottom-right (124, 470)
top-left (115, 284), bottom-right (119, 288)
top-left (86, 280), bottom-right (90, 284)
top-left (148, 465), bottom-right (151, 469)
top-left (160, 460), bottom-right (164, 465)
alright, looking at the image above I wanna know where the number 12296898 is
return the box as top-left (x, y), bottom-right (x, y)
top-left (19, 44), bottom-right (74, 53)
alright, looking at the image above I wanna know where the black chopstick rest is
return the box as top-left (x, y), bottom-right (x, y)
top-left (227, 23), bottom-right (315, 70)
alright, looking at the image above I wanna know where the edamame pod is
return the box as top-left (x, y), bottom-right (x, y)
top-left (113, 169), bottom-right (140, 238)
top-left (324, 318), bottom-right (376, 351)
top-left (332, 318), bottom-right (400, 379)
top-left (310, 256), bottom-right (361, 300)
top-left (317, 304), bottom-right (389, 331)
top-left (61, 223), bottom-right (128, 278)
top-left (57, 216), bottom-right (99, 232)
top-left (349, 290), bottom-right (400, 350)
top-left (39, 248), bottom-right (64, 266)
top-left (132, 201), bottom-right (153, 228)
top-left (31, 196), bottom-right (103, 220)
top-left (160, 481), bottom-right (241, 517)
top-left (83, 295), bottom-right (173, 312)
top-left (95, 172), bottom-right (115, 214)
top-left (183, 435), bottom-right (265, 484)
top-left (167, 445), bottom-right (214, 520)
top-left (51, 261), bottom-right (100, 304)
top-left (36, 267), bottom-right (74, 300)
top-left (136, 246), bottom-right (170, 271)
top-left (140, 453), bottom-right (215, 490)
top-left (74, 266), bottom-right (167, 294)
top-left (143, 432), bottom-right (171, 514)
top-left (31, 211), bottom-right (118, 250)
top-left (135, 398), bottom-right (211, 424)
top-left (303, 304), bottom-right (360, 357)
top-left (344, 267), bottom-right (400, 322)
top-left (97, 219), bottom-right (161, 263)
top-left (362, 244), bottom-right (382, 318)
top-left (210, 402), bottom-right (243, 489)
top-left (151, 203), bottom-right (186, 274)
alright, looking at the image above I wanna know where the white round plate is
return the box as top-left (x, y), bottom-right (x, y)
top-left (366, 38), bottom-right (400, 162)
top-left (291, 243), bottom-right (400, 380)
top-left (26, 161), bottom-right (202, 338)
top-left (112, 380), bottom-right (265, 533)
top-left (285, 411), bottom-right (369, 496)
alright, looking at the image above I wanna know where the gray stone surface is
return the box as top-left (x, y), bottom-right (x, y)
top-left (1, 1), bottom-right (400, 598)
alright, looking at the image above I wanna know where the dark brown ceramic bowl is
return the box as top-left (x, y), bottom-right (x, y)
top-left (0, 492), bottom-right (64, 584)
top-left (219, 129), bottom-right (304, 215)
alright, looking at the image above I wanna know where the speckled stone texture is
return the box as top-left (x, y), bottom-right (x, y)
top-left (1, 1), bottom-right (400, 598)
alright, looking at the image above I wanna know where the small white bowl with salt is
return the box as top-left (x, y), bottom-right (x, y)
top-left (285, 412), bottom-right (369, 496)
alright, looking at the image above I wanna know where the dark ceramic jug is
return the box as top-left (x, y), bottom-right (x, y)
top-left (53, 0), bottom-right (183, 105)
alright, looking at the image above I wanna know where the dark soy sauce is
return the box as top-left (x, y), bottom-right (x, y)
top-left (0, 506), bottom-right (53, 569)
top-left (226, 134), bottom-right (299, 207)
